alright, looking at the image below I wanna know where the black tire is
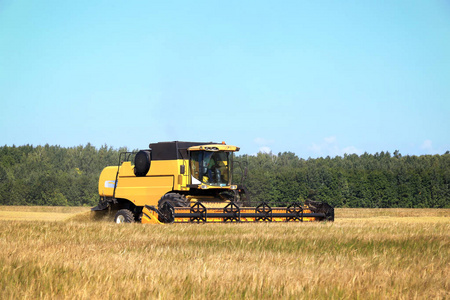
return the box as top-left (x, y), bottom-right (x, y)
top-left (157, 193), bottom-right (189, 223)
top-left (114, 209), bottom-right (135, 224)
top-left (134, 150), bottom-right (151, 176)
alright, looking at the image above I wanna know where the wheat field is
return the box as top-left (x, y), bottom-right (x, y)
top-left (0, 206), bottom-right (448, 299)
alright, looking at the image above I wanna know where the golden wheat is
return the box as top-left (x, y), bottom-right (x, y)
top-left (0, 207), bottom-right (448, 299)
top-left (0, 206), bottom-right (90, 222)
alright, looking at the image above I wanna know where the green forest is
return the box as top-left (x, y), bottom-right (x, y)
top-left (0, 144), bottom-right (449, 208)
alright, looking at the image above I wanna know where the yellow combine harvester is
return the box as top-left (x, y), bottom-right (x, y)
top-left (92, 141), bottom-right (334, 224)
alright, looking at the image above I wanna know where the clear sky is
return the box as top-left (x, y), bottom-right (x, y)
top-left (1, 1), bottom-right (449, 158)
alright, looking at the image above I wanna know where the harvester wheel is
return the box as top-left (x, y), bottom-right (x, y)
top-left (114, 209), bottom-right (135, 224)
top-left (157, 193), bottom-right (188, 223)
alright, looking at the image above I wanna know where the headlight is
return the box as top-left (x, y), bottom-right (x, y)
top-left (230, 185), bottom-right (237, 190)
top-left (201, 185), bottom-right (208, 189)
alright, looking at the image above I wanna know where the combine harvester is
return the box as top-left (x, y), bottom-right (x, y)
top-left (92, 141), bottom-right (334, 224)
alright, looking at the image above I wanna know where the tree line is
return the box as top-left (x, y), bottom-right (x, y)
top-left (235, 151), bottom-right (450, 208)
top-left (0, 144), bottom-right (122, 206)
top-left (0, 144), bottom-right (449, 208)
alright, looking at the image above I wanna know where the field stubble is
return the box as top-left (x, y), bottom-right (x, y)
top-left (0, 207), bottom-right (448, 299)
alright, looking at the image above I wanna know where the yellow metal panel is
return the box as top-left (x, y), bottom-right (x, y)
top-left (115, 176), bottom-right (174, 206)
top-left (98, 166), bottom-right (118, 197)
top-left (98, 159), bottom-right (187, 207)
top-left (147, 160), bottom-right (180, 176)
top-left (141, 206), bottom-right (163, 224)
top-left (119, 161), bottom-right (134, 176)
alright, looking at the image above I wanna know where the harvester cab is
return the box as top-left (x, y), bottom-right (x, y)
top-left (92, 141), bottom-right (334, 224)
top-left (188, 143), bottom-right (239, 188)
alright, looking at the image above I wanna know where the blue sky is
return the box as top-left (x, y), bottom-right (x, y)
top-left (1, 1), bottom-right (449, 158)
